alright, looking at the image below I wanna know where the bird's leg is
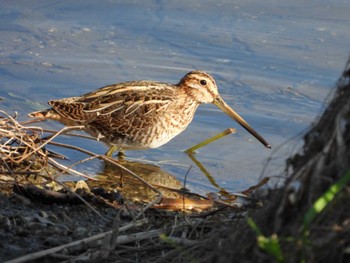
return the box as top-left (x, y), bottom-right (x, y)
top-left (117, 150), bottom-right (126, 161)
top-left (105, 145), bottom-right (119, 157)
top-left (105, 145), bottom-right (126, 161)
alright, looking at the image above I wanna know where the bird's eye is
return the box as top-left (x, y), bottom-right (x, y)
top-left (200, 79), bottom-right (207, 86)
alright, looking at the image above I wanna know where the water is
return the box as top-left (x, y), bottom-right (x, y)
top-left (1, 0), bottom-right (350, 194)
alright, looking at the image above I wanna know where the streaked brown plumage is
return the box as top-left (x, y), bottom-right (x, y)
top-left (29, 71), bottom-right (271, 152)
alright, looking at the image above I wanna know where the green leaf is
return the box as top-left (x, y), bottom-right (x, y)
top-left (257, 234), bottom-right (284, 263)
top-left (303, 171), bottom-right (350, 232)
top-left (248, 217), bottom-right (284, 263)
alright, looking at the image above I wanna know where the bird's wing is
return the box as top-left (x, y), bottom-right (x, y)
top-left (49, 81), bottom-right (177, 122)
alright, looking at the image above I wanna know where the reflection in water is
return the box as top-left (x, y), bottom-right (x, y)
top-left (187, 152), bottom-right (232, 198)
top-left (89, 153), bottom-right (241, 206)
top-left (91, 159), bottom-right (183, 203)
top-left (184, 128), bottom-right (240, 199)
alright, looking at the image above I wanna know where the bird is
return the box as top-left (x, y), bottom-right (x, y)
top-left (29, 71), bottom-right (271, 155)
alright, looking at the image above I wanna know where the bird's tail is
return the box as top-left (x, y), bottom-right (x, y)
top-left (28, 109), bottom-right (73, 125)
top-left (28, 109), bottom-right (51, 119)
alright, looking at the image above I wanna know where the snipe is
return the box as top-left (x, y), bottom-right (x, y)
top-left (29, 71), bottom-right (271, 154)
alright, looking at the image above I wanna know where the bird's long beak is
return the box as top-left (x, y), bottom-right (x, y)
top-left (213, 96), bottom-right (271, 148)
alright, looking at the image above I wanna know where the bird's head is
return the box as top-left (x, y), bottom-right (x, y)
top-left (179, 70), bottom-right (219, 103)
top-left (179, 70), bottom-right (271, 149)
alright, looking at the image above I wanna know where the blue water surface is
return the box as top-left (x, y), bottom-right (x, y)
top-left (1, 0), bottom-right (349, 194)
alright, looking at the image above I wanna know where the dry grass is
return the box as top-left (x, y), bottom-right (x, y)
top-left (0, 111), bottom-right (47, 173)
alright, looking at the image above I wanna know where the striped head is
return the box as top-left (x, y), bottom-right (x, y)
top-left (179, 71), bottom-right (219, 103)
top-left (179, 70), bottom-right (271, 149)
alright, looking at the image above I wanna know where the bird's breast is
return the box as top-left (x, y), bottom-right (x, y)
top-left (144, 99), bottom-right (199, 148)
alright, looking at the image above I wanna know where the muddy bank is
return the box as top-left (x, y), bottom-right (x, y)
top-left (0, 191), bottom-right (122, 262)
